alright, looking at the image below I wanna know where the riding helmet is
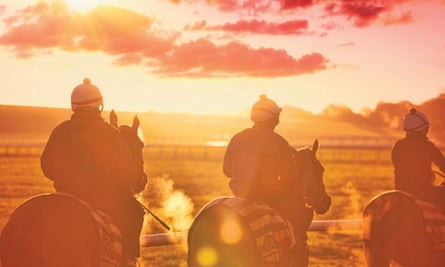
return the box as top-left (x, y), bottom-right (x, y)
top-left (250, 94), bottom-right (282, 122)
top-left (403, 108), bottom-right (429, 134)
top-left (71, 78), bottom-right (103, 112)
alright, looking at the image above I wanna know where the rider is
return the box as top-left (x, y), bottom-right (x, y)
top-left (223, 94), bottom-right (308, 265)
top-left (40, 78), bottom-right (147, 267)
top-left (392, 108), bottom-right (445, 212)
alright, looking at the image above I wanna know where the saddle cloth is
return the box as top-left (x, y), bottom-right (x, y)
top-left (399, 191), bottom-right (445, 251)
top-left (54, 192), bottom-right (123, 267)
top-left (207, 197), bottom-right (296, 262)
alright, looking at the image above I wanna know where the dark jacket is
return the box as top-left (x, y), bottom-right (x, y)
top-left (392, 135), bottom-right (445, 201)
top-left (223, 125), bottom-right (300, 205)
top-left (40, 111), bottom-right (139, 208)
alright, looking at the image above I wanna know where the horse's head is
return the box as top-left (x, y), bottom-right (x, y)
top-left (109, 110), bottom-right (147, 193)
top-left (291, 139), bottom-right (331, 214)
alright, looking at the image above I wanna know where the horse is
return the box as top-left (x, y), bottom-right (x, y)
top-left (187, 139), bottom-right (331, 267)
top-left (0, 110), bottom-right (146, 267)
top-left (363, 190), bottom-right (445, 267)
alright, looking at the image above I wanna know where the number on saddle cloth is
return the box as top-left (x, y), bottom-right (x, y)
top-left (208, 197), bottom-right (297, 263)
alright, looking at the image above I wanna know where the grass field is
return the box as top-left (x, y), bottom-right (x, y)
top-left (0, 146), bottom-right (396, 267)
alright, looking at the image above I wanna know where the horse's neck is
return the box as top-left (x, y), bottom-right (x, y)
top-left (298, 173), bottom-right (310, 198)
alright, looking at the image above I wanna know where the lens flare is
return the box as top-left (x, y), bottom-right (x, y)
top-left (219, 218), bottom-right (242, 244)
top-left (196, 246), bottom-right (218, 266)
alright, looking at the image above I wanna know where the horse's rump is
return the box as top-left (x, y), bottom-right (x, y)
top-left (363, 190), bottom-right (445, 267)
top-left (364, 190), bottom-right (445, 251)
top-left (0, 193), bottom-right (122, 267)
top-left (188, 196), bottom-right (296, 264)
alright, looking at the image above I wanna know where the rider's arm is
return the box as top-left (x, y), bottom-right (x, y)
top-left (223, 140), bottom-right (234, 178)
top-left (429, 141), bottom-right (445, 174)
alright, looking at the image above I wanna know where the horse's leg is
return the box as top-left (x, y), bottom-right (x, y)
top-left (366, 213), bottom-right (393, 267)
top-left (287, 208), bottom-right (312, 267)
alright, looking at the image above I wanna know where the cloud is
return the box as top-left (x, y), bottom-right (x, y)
top-left (168, 0), bottom-right (313, 12)
top-left (338, 42), bottom-right (356, 47)
top-left (281, 0), bottom-right (314, 9)
top-left (200, 19), bottom-right (309, 35)
top-left (154, 38), bottom-right (329, 77)
top-left (324, 1), bottom-right (383, 27)
top-left (202, 0), bottom-right (276, 13)
top-left (0, 2), bottom-right (174, 57)
top-left (0, 1), bottom-right (329, 78)
top-left (185, 20), bottom-right (207, 31)
top-left (167, 0), bottom-right (414, 28)
top-left (323, 0), bottom-right (414, 28)
top-left (113, 53), bottom-right (144, 66)
top-left (382, 11), bottom-right (413, 25)
top-left (0, 2), bottom-right (74, 53)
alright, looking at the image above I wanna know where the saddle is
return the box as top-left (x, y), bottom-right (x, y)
top-left (205, 196), bottom-right (297, 262)
top-left (52, 193), bottom-right (123, 267)
top-left (403, 191), bottom-right (445, 251)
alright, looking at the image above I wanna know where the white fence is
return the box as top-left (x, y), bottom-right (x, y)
top-left (0, 142), bottom-right (394, 163)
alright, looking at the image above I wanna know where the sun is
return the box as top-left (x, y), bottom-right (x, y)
top-left (66, 0), bottom-right (105, 12)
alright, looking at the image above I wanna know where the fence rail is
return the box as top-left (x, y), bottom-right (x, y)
top-left (0, 142), bottom-right (395, 163)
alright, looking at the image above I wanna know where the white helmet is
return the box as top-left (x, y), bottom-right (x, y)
top-left (71, 78), bottom-right (103, 111)
top-left (403, 108), bottom-right (429, 133)
top-left (250, 94), bottom-right (282, 122)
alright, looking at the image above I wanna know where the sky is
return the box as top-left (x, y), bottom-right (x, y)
top-left (0, 0), bottom-right (444, 115)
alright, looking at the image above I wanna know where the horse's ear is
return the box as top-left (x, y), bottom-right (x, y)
top-left (312, 139), bottom-right (319, 155)
top-left (132, 115), bottom-right (140, 130)
top-left (110, 110), bottom-right (118, 127)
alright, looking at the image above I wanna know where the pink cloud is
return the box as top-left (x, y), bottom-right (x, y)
top-left (338, 42), bottom-right (356, 47)
top-left (113, 53), bottom-right (144, 66)
top-left (281, 0), bottom-right (314, 9)
top-left (168, 0), bottom-right (415, 29)
top-left (323, 0), bottom-right (413, 27)
top-left (185, 20), bottom-right (207, 30)
top-left (0, 1), bottom-right (329, 78)
top-left (206, 0), bottom-right (275, 13)
top-left (169, 0), bottom-right (313, 12)
top-left (205, 19), bottom-right (309, 35)
top-left (0, 2), bottom-right (174, 56)
top-left (155, 38), bottom-right (329, 77)
top-left (383, 11), bottom-right (413, 25)
top-left (0, 2), bottom-right (75, 50)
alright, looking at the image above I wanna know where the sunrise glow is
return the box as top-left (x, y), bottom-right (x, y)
top-left (0, 0), bottom-right (444, 115)
top-left (66, 0), bottom-right (103, 12)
